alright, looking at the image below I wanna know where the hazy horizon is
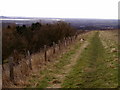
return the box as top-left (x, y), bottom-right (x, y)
top-left (1, 0), bottom-right (119, 19)
top-left (0, 16), bottom-right (118, 20)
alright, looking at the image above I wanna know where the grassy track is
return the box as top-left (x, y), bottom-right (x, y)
top-left (62, 31), bottom-right (118, 88)
top-left (26, 31), bottom-right (93, 88)
top-left (37, 42), bottom-right (82, 88)
top-left (26, 37), bottom-right (84, 88)
top-left (26, 31), bottom-right (118, 88)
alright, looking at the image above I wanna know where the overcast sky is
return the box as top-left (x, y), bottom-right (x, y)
top-left (0, 0), bottom-right (119, 19)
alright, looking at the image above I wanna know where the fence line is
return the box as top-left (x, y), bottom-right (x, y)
top-left (2, 35), bottom-right (79, 87)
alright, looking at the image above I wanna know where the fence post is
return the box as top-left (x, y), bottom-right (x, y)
top-left (69, 37), bottom-right (71, 44)
top-left (27, 50), bottom-right (32, 70)
top-left (58, 40), bottom-right (61, 50)
top-left (9, 57), bottom-right (14, 82)
top-left (73, 36), bottom-right (75, 42)
top-left (63, 38), bottom-right (65, 47)
top-left (74, 36), bottom-right (76, 40)
top-left (75, 34), bottom-right (78, 39)
top-left (53, 42), bottom-right (55, 54)
top-left (2, 64), bottom-right (4, 71)
top-left (64, 38), bottom-right (66, 47)
top-left (44, 45), bottom-right (47, 61)
top-left (73, 36), bottom-right (74, 42)
top-left (67, 37), bottom-right (70, 45)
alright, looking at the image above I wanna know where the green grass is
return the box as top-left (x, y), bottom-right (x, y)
top-left (26, 40), bottom-right (83, 88)
top-left (37, 42), bottom-right (82, 88)
top-left (62, 31), bottom-right (118, 88)
top-left (26, 31), bottom-right (118, 88)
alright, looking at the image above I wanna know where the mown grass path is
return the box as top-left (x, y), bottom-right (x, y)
top-left (26, 32), bottom-right (92, 88)
top-left (26, 31), bottom-right (118, 88)
top-left (62, 31), bottom-right (118, 88)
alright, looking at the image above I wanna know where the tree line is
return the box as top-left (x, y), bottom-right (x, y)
top-left (3, 21), bottom-right (80, 62)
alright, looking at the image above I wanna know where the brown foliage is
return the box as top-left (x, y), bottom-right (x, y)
top-left (2, 21), bottom-right (78, 62)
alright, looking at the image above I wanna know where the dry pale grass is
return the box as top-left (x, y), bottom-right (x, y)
top-left (2, 39), bottom-right (71, 88)
top-left (2, 58), bottom-right (31, 88)
top-left (2, 32), bottom-right (89, 88)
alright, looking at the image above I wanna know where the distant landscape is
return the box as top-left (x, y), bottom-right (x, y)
top-left (1, 16), bottom-right (119, 88)
top-left (1, 16), bottom-right (118, 30)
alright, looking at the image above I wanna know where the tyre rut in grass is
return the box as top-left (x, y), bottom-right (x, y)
top-left (62, 31), bottom-right (110, 88)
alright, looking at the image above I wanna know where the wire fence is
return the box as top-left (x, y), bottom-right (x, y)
top-left (2, 35), bottom-right (78, 88)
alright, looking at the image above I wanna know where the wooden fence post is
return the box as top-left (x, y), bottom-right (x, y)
top-left (75, 34), bottom-right (77, 39)
top-left (64, 38), bottom-right (66, 47)
top-left (44, 45), bottom-right (47, 61)
top-left (69, 37), bottom-right (71, 44)
top-left (74, 36), bottom-right (76, 40)
top-left (67, 37), bottom-right (68, 44)
top-left (63, 38), bottom-right (65, 47)
top-left (53, 42), bottom-right (56, 54)
top-left (66, 38), bottom-right (68, 45)
top-left (72, 36), bottom-right (74, 42)
top-left (73, 36), bottom-right (75, 41)
top-left (58, 40), bottom-right (61, 50)
top-left (9, 57), bottom-right (14, 82)
top-left (27, 50), bottom-right (32, 70)
top-left (2, 64), bottom-right (4, 71)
